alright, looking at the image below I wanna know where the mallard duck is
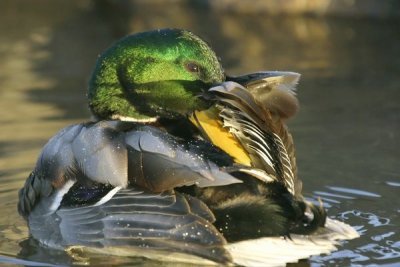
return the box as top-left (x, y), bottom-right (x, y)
top-left (18, 28), bottom-right (358, 266)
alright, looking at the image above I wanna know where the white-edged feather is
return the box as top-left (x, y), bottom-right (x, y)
top-left (272, 133), bottom-right (295, 194)
top-left (48, 179), bottom-right (76, 212)
top-left (93, 186), bottom-right (122, 206)
top-left (219, 106), bottom-right (296, 193)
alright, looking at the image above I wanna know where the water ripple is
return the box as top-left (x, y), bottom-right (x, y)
top-left (358, 243), bottom-right (400, 260)
top-left (313, 249), bottom-right (370, 264)
top-left (309, 184), bottom-right (400, 265)
top-left (313, 190), bottom-right (356, 199)
top-left (385, 181), bottom-right (400, 187)
top-left (326, 186), bottom-right (381, 198)
top-left (372, 232), bottom-right (395, 242)
top-left (338, 210), bottom-right (390, 227)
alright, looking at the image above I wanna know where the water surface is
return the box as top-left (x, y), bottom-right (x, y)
top-left (0, 1), bottom-right (399, 266)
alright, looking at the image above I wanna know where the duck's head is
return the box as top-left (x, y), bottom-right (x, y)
top-left (88, 28), bottom-right (224, 121)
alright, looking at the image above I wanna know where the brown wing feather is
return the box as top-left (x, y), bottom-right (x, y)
top-left (210, 79), bottom-right (301, 195)
top-left (240, 72), bottom-right (302, 195)
top-left (270, 115), bottom-right (302, 196)
top-left (228, 71), bottom-right (300, 120)
top-left (210, 83), bottom-right (296, 193)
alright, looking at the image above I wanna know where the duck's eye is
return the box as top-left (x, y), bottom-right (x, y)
top-left (185, 62), bottom-right (200, 73)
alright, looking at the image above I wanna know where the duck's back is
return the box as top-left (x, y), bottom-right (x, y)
top-left (18, 120), bottom-right (247, 264)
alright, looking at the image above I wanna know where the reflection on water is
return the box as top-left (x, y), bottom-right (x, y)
top-left (0, 0), bottom-right (399, 266)
top-left (315, 209), bottom-right (400, 264)
top-left (308, 187), bottom-right (400, 265)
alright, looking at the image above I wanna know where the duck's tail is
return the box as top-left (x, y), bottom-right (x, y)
top-left (226, 217), bottom-right (359, 267)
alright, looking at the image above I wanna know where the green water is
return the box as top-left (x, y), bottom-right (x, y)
top-left (0, 1), bottom-right (399, 266)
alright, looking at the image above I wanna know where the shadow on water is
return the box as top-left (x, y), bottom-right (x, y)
top-left (0, 0), bottom-right (399, 266)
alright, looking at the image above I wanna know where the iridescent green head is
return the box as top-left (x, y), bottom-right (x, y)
top-left (88, 28), bottom-right (224, 120)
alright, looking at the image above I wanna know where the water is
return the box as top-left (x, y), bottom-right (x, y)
top-left (0, 0), bottom-right (399, 266)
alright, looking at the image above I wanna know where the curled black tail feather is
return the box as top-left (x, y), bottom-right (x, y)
top-left (290, 199), bottom-right (327, 235)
